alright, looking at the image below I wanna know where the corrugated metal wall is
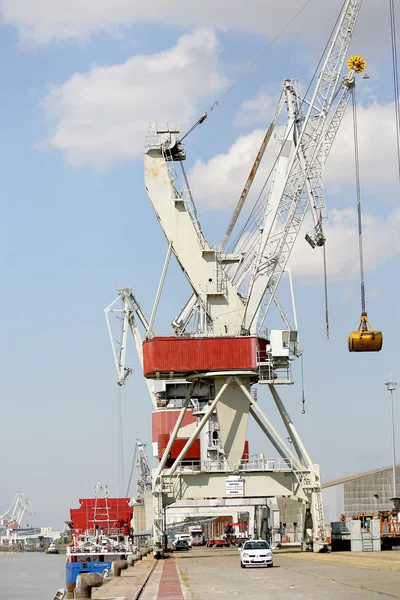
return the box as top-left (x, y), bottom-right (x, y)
top-left (344, 466), bottom-right (400, 516)
top-left (143, 336), bottom-right (261, 376)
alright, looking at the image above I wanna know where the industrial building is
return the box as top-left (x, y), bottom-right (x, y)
top-left (322, 466), bottom-right (400, 521)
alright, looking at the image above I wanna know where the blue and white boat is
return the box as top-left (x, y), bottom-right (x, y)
top-left (66, 529), bottom-right (134, 594)
top-left (66, 484), bottom-right (134, 595)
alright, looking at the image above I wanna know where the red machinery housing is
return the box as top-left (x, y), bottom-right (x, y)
top-left (70, 498), bottom-right (132, 536)
top-left (143, 336), bottom-right (268, 379)
top-left (147, 337), bottom-right (259, 465)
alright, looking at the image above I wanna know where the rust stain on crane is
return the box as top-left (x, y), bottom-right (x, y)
top-left (221, 122), bottom-right (274, 251)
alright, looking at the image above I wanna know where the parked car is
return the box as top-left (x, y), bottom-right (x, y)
top-left (174, 540), bottom-right (190, 552)
top-left (239, 540), bottom-right (273, 568)
top-left (173, 534), bottom-right (192, 548)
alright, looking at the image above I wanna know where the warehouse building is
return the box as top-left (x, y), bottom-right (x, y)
top-left (322, 465), bottom-right (400, 521)
top-left (277, 465), bottom-right (400, 542)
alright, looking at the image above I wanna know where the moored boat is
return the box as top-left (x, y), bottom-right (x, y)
top-left (46, 542), bottom-right (59, 554)
top-left (66, 484), bottom-right (134, 595)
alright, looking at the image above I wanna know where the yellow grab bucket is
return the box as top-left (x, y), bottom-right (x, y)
top-left (348, 313), bottom-right (383, 352)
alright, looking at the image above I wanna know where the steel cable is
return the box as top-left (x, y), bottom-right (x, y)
top-left (323, 242), bottom-right (329, 339)
top-left (179, 0), bottom-right (315, 143)
top-left (389, 0), bottom-right (400, 183)
top-left (351, 88), bottom-right (366, 314)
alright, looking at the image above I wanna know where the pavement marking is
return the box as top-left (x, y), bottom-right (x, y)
top-left (157, 560), bottom-right (184, 600)
top-left (282, 565), bottom-right (400, 599)
top-left (139, 560), bottom-right (164, 600)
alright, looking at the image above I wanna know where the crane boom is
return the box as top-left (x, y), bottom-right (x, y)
top-left (242, 0), bottom-right (362, 332)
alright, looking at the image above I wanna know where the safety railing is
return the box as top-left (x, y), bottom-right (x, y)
top-left (168, 456), bottom-right (294, 474)
top-left (380, 522), bottom-right (400, 536)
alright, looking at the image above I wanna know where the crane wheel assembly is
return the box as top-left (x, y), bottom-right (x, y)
top-left (347, 55), bottom-right (366, 73)
top-left (348, 312), bottom-right (383, 352)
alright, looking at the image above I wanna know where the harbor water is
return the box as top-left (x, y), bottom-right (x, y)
top-left (0, 553), bottom-right (65, 599)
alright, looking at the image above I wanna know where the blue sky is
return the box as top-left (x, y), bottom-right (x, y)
top-left (0, 0), bottom-right (399, 529)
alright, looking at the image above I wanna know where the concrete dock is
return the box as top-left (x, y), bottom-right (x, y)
top-left (91, 547), bottom-right (400, 600)
top-left (92, 554), bottom-right (156, 600)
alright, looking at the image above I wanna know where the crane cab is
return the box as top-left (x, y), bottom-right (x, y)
top-left (348, 313), bottom-right (383, 352)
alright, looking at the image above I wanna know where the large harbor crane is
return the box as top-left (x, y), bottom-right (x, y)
top-left (107, 0), bottom-right (365, 554)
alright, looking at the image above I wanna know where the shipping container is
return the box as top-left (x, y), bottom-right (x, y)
top-left (143, 336), bottom-right (268, 378)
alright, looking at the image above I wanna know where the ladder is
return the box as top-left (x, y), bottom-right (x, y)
top-left (313, 488), bottom-right (326, 544)
top-left (93, 484), bottom-right (111, 533)
top-left (361, 532), bottom-right (373, 552)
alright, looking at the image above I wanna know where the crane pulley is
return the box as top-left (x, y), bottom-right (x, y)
top-left (347, 56), bottom-right (383, 353)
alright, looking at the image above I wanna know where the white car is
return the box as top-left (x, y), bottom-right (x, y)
top-left (240, 540), bottom-right (273, 568)
top-left (173, 534), bottom-right (192, 548)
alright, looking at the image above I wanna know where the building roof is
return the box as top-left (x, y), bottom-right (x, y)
top-left (322, 465), bottom-right (400, 489)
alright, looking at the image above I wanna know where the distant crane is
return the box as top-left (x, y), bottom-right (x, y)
top-left (0, 492), bottom-right (33, 528)
top-left (126, 440), bottom-right (152, 503)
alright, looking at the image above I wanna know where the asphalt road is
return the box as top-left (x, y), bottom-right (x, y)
top-left (174, 547), bottom-right (400, 599)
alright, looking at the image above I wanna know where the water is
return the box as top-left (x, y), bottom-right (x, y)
top-left (0, 553), bottom-right (65, 600)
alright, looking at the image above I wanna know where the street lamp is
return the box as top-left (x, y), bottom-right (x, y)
top-left (385, 373), bottom-right (397, 500)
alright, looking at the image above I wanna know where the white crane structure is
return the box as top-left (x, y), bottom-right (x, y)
top-left (126, 439), bottom-right (153, 503)
top-left (107, 0), bottom-right (364, 554)
top-left (0, 492), bottom-right (33, 528)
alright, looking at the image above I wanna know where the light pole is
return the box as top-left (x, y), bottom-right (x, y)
top-left (385, 373), bottom-right (397, 499)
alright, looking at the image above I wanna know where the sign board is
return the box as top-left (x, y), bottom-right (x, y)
top-left (225, 476), bottom-right (244, 498)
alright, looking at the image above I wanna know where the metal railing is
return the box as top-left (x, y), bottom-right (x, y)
top-left (381, 522), bottom-right (400, 537)
top-left (167, 456), bottom-right (294, 474)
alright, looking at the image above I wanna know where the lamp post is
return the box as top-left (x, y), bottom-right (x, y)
top-left (385, 373), bottom-right (397, 499)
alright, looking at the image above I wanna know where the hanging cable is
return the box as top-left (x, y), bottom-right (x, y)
top-left (347, 87), bottom-right (383, 352)
top-left (300, 355), bottom-right (306, 415)
top-left (179, 0), bottom-right (315, 143)
top-left (323, 242), bottom-right (329, 339)
top-left (389, 0), bottom-right (400, 183)
top-left (117, 386), bottom-right (124, 498)
top-left (351, 88), bottom-right (366, 315)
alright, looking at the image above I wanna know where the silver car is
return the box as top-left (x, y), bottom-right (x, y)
top-left (240, 540), bottom-right (273, 568)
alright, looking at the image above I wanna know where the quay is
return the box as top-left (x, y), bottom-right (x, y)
top-left (88, 547), bottom-right (400, 600)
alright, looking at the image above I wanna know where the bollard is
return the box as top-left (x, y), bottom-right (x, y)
top-left (75, 573), bottom-right (103, 599)
top-left (111, 559), bottom-right (128, 577)
top-left (137, 551), bottom-right (143, 560)
top-left (130, 553), bottom-right (140, 562)
top-left (127, 555), bottom-right (136, 566)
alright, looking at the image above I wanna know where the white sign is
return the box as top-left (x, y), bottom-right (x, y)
top-left (225, 476), bottom-right (244, 497)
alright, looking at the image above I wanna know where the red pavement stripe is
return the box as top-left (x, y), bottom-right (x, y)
top-left (157, 560), bottom-right (184, 600)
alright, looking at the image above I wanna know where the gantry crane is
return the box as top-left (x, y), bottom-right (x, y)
top-left (107, 0), bottom-right (364, 554)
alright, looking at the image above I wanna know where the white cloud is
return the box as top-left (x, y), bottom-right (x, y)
top-left (41, 29), bottom-right (227, 168)
top-left (189, 98), bottom-right (400, 211)
top-left (235, 86), bottom-right (279, 127)
top-left (289, 207), bottom-right (400, 282)
top-left (0, 0), bottom-right (339, 44)
top-left (0, 0), bottom-right (390, 63)
top-left (189, 128), bottom-right (284, 210)
top-left (326, 101), bottom-right (399, 187)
